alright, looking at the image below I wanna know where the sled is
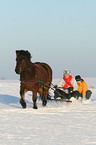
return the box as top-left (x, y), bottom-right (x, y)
top-left (47, 87), bottom-right (73, 103)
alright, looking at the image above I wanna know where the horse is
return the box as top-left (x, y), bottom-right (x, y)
top-left (15, 50), bottom-right (52, 109)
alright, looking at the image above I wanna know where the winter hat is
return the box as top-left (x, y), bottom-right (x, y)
top-left (75, 75), bottom-right (81, 81)
top-left (63, 69), bottom-right (71, 76)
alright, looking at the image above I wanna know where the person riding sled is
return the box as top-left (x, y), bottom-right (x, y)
top-left (54, 69), bottom-right (77, 100)
top-left (73, 75), bottom-right (92, 101)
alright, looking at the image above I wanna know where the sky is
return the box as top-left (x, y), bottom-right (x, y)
top-left (0, 0), bottom-right (96, 80)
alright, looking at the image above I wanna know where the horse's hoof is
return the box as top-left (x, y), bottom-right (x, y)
top-left (42, 101), bottom-right (47, 106)
top-left (20, 100), bottom-right (26, 109)
top-left (22, 103), bottom-right (26, 109)
top-left (33, 106), bottom-right (38, 109)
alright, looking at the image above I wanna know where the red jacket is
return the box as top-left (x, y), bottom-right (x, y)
top-left (63, 75), bottom-right (73, 90)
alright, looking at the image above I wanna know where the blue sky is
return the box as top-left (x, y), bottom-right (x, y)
top-left (0, 0), bottom-right (96, 79)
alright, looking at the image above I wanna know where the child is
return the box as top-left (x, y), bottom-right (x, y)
top-left (54, 69), bottom-right (77, 99)
top-left (56, 69), bottom-right (77, 92)
top-left (75, 75), bottom-right (92, 101)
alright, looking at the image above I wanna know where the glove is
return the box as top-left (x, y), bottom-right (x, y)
top-left (54, 85), bottom-right (57, 89)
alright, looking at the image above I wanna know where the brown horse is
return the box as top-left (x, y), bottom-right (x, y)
top-left (15, 50), bottom-right (52, 109)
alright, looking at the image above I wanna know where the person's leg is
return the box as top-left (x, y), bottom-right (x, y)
top-left (71, 91), bottom-right (81, 99)
top-left (54, 88), bottom-right (68, 99)
top-left (86, 90), bottom-right (92, 99)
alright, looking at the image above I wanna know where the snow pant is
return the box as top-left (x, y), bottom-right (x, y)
top-left (54, 88), bottom-right (69, 99)
top-left (54, 87), bottom-right (73, 100)
top-left (71, 90), bottom-right (92, 99)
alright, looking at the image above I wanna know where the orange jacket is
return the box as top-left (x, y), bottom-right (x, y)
top-left (77, 80), bottom-right (88, 97)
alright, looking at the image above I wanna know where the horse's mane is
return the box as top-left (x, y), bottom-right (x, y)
top-left (16, 50), bottom-right (32, 61)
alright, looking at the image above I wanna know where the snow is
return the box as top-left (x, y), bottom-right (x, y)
top-left (0, 78), bottom-right (96, 145)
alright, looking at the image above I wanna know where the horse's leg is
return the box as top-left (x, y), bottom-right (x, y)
top-left (38, 87), bottom-right (47, 106)
top-left (32, 92), bottom-right (38, 109)
top-left (42, 87), bottom-right (48, 106)
top-left (20, 90), bottom-right (26, 109)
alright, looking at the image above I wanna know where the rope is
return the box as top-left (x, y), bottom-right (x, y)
top-left (34, 63), bottom-right (55, 87)
top-left (19, 62), bottom-right (54, 91)
top-left (22, 79), bottom-right (55, 91)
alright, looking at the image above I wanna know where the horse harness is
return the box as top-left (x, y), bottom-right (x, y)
top-left (20, 63), bottom-right (51, 89)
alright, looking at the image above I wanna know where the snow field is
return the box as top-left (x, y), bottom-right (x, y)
top-left (0, 79), bottom-right (96, 145)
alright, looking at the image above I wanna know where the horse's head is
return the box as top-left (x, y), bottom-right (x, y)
top-left (15, 50), bottom-right (32, 74)
top-left (15, 55), bottom-right (25, 74)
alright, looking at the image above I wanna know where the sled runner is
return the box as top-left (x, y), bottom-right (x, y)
top-left (48, 98), bottom-right (72, 103)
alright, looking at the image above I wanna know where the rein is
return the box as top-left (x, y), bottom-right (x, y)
top-left (16, 54), bottom-right (54, 91)
top-left (20, 63), bottom-right (53, 89)
top-left (34, 63), bottom-right (54, 87)
top-left (22, 79), bottom-right (54, 90)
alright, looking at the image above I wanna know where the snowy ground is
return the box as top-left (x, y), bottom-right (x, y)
top-left (0, 78), bottom-right (96, 145)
